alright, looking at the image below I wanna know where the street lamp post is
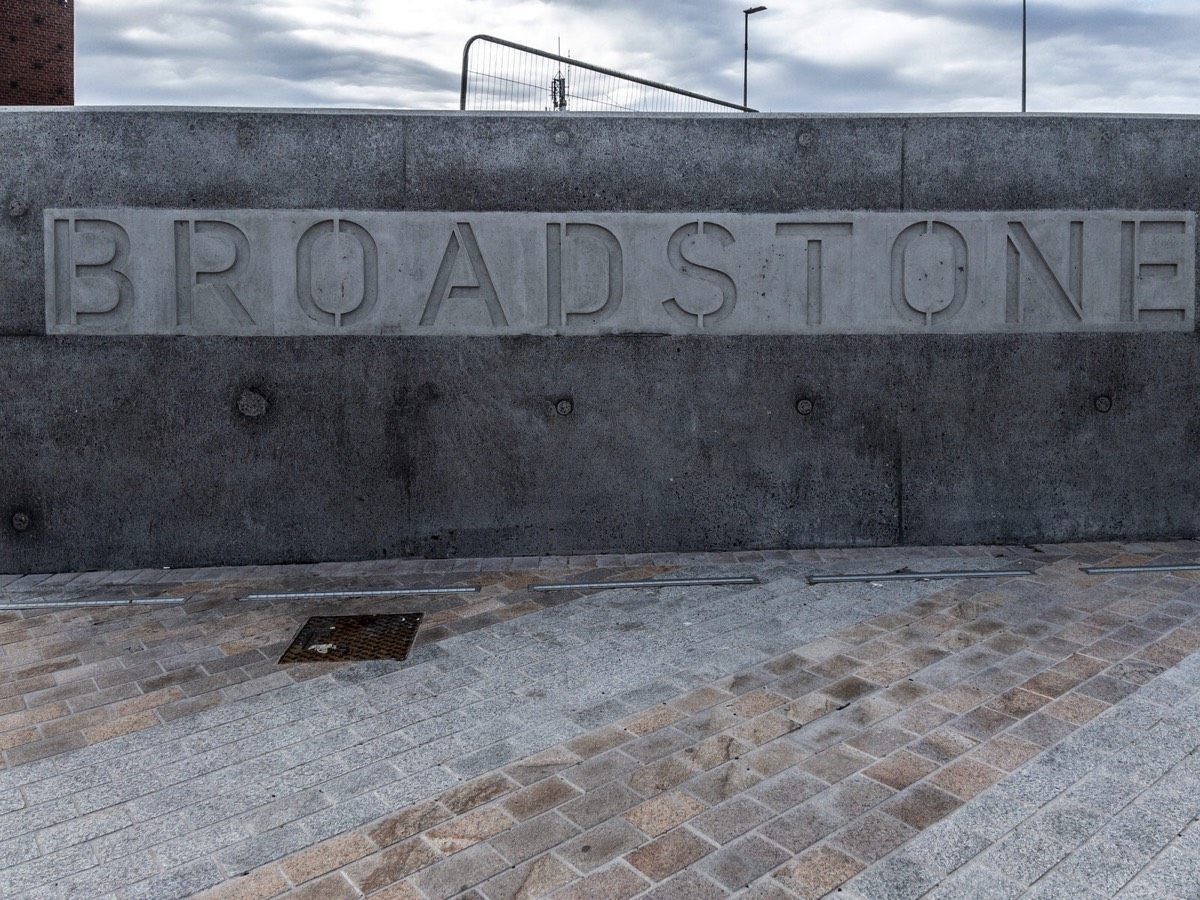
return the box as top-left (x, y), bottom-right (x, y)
top-left (1022, 0), bottom-right (1027, 112)
top-left (743, 6), bottom-right (766, 109)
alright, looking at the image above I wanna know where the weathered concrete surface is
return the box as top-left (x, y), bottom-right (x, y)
top-left (2, 110), bottom-right (1200, 571)
top-left (41, 209), bottom-right (1196, 335)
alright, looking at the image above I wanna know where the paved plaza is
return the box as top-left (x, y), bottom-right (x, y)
top-left (3, 541), bottom-right (1200, 898)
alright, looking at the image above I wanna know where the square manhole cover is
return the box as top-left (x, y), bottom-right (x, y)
top-left (279, 613), bottom-right (424, 664)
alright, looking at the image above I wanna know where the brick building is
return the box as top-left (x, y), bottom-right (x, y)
top-left (1, 0), bottom-right (73, 105)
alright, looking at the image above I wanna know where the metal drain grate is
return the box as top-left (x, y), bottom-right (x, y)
top-left (278, 613), bottom-right (424, 664)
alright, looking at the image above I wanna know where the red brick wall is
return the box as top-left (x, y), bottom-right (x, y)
top-left (1, 0), bottom-right (73, 105)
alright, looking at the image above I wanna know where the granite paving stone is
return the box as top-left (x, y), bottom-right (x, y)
top-left (5, 543), bottom-right (1200, 897)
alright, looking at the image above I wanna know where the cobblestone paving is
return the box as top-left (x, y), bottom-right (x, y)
top-left (3, 542), bottom-right (1200, 898)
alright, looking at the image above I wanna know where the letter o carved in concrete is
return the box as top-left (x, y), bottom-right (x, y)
top-left (890, 221), bottom-right (968, 326)
top-left (295, 219), bottom-right (379, 327)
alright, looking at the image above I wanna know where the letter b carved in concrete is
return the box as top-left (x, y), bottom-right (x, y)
top-left (51, 218), bottom-right (134, 327)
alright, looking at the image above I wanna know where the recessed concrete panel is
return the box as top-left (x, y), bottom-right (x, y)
top-left (2, 110), bottom-right (1200, 572)
top-left (44, 209), bottom-right (1193, 336)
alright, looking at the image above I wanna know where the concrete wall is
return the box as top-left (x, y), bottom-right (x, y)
top-left (2, 110), bottom-right (1199, 572)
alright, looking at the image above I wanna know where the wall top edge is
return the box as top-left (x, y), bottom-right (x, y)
top-left (2, 107), bottom-right (1200, 123)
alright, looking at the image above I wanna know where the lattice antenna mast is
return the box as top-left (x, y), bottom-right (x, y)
top-left (550, 38), bottom-right (569, 111)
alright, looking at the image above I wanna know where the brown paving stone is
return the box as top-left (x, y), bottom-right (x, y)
top-left (828, 810), bottom-right (918, 863)
top-left (1107, 659), bottom-right (1167, 685)
top-left (279, 831), bottom-right (376, 885)
top-left (931, 684), bottom-right (992, 713)
top-left (194, 867), bottom-right (290, 900)
top-left (560, 782), bottom-right (643, 829)
top-left (502, 777), bottom-right (582, 821)
top-left (0, 725), bottom-right (40, 751)
top-left (625, 828), bottom-right (715, 882)
top-left (479, 854), bottom-right (576, 900)
top-left (557, 820), bottom-right (647, 873)
top-left (1052, 653), bottom-right (1110, 679)
top-left (5, 730), bottom-right (86, 764)
top-left (911, 728), bottom-right (979, 764)
top-left (929, 757), bottom-right (1006, 799)
top-left (894, 701), bottom-right (956, 735)
top-left (286, 872), bottom-right (359, 900)
top-left (39, 706), bottom-right (112, 738)
top-left (441, 774), bottom-right (519, 815)
top-left (732, 713), bottom-right (796, 747)
top-left (549, 863), bottom-right (649, 900)
top-left (687, 762), bottom-right (764, 805)
top-left (863, 750), bottom-right (939, 791)
top-left (844, 724), bottom-right (914, 758)
top-left (772, 845), bottom-right (865, 899)
top-left (953, 706), bottom-right (1019, 739)
top-left (1045, 693), bottom-right (1111, 725)
top-left (968, 733), bottom-right (1043, 771)
top-left (83, 710), bottom-right (160, 743)
top-left (425, 807), bottom-right (514, 854)
top-left (368, 801), bottom-right (453, 849)
top-left (345, 837), bottom-right (441, 892)
top-left (729, 689), bottom-right (788, 718)
top-left (565, 725), bottom-right (631, 760)
top-left (834, 623), bottom-right (888, 645)
top-left (747, 769), bottom-right (827, 812)
top-left (624, 792), bottom-right (708, 837)
top-left (366, 882), bottom-right (424, 900)
top-left (784, 695), bottom-right (841, 726)
top-left (681, 734), bottom-right (751, 771)
top-left (800, 744), bottom-right (875, 783)
top-left (503, 746), bottom-right (582, 786)
top-left (620, 705), bottom-right (685, 736)
top-left (761, 652), bottom-right (814, 678)
top-left (627, 756), bottom-right (700, 797)
top-left (857, 658), bottom-right (921, 685)
top-left (668, 685), bottom-right (733, 715)
top-left (824, 676), bottom-right (878, 703)
top-left (808, 655), bottom-right (861, 679)
top-left (883, 783), bottom-right (963, 829)
top-left (1021, 670), bottom-right (1083, 698)
top-left (744, 742), bottom-right (808, 777)
top-left (987, 687), bottom-right (1052, 718)
top-left (758, 804), bottom-right (843, 853)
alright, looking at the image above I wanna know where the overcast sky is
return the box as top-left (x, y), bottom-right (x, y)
top-left (74, 0), bottom-right (1200, 114)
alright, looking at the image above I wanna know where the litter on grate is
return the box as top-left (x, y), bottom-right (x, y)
top-left (278, 613), bottom-right (424, 663)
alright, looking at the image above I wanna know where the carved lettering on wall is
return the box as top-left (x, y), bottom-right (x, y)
top-left (44, 210), bottom-right (1196, 336)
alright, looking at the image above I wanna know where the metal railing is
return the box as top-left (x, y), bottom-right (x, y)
top-left (460, 34), bottom-right (754, 113)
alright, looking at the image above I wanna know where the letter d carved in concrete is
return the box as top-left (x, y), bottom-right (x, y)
top-left (51, 218), bottom-right (134, 327)
top-left (545, 223), bottom-right (623, 327)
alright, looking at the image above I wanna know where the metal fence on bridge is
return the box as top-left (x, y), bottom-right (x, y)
top-left (460, 34), bottom-right (753, 113)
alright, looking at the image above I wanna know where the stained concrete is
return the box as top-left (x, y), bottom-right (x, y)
top-left (2, 111), bottom-right (1200, 571)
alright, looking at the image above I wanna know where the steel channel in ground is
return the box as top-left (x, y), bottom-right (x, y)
top-left (0, 597), bottom-right (187, 610)
top-left (806, 569), bottom-right (1029, 585)
top-left (246, 586), bottom-right (481, 600)
top-left (1081, 563), bottom-right (1200, 575)
top-left (529, 576), bottom-right (759, 592)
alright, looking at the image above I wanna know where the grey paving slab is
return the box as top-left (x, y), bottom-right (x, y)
top-left (5, 544), bottom-right (1200, 899)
